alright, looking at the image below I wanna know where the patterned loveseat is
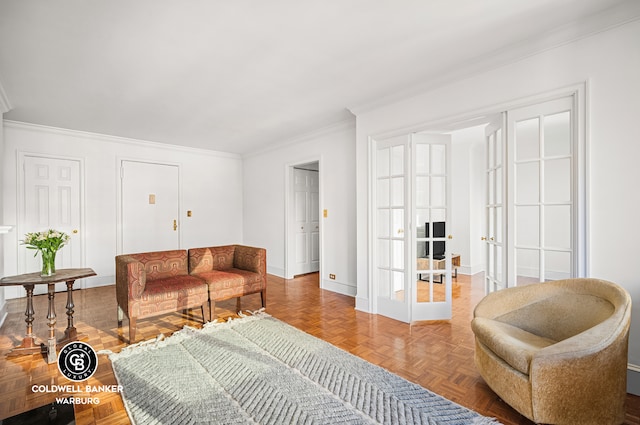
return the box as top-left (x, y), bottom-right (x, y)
top-left (116, 245), bottom-right (267, 343)
top-left (116, 250), bottom-right (210, 343)
top-left (188, 245), bottom-right (267, 321)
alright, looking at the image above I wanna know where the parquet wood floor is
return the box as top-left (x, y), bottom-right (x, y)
top-left (1, 272), bottom-right (638, 424)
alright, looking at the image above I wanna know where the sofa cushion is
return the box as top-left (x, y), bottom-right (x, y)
top-left (471, 317), bottom-right (557, 375)
top-left (134, 275), bottom-right (208, 317)
top-left (494, 293), bottom-right (614, 342)
top-left (189, 246), bottom-right (236, 273)
top-left (195, 269), bottom-right (263, 300)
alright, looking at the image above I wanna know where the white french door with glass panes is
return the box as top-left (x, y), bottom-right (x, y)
top-left (507, 96), bottom-right (576, 284)
top-left (375, 136), bottom-right (410, 323)
top-left (412, 134), bottom-right (453, 321)
top-left (374, 134), bottom-right (453, 323)
top-left (484, 115), bottom-right (507, 293)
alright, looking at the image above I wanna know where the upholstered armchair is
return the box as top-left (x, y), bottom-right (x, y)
top-left (472, 278), bottom-right (631, 425)
top-left (116, 250), bottom-right (209, 343)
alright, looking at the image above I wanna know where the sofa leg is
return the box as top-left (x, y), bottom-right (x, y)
top-left (209, 300), bottom-right (215, 322)
top-left (236, 297), bottom-right (241, 312)
top-left (129, 318), bottom-right (136, 344)
top-left (201, 304), bottom-right (209, 324)
top-left (261, 288), bottom-right (267, 309)
top-left (117, 305), bottom-right (124, 327)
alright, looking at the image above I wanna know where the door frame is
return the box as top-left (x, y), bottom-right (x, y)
top-left (367, 82), bottom-right (588, 313)
top-left (116, 157), bottom-right (182, 255)
top-left (284, 157), bottom-right (323, 282)
top-left (16, 151), bottom-right (87, 283)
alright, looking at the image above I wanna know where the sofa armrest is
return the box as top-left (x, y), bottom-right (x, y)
top-left (233, 245), bottom-right (266, 277)
top-left (116, 255), bottom-right (147, 304)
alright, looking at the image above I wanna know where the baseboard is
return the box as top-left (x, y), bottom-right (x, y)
top-left (355, 296), bottom-right (370, 313)
top-left (321, 279), bottom-right (356, 297)
top-left (628, 364), bottom-right (640, 395)
top-left (267, 265), bottom-right (285, 278)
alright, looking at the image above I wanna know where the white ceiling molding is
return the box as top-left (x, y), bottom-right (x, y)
top-left (349, 0), bottom-right (640, 116)
top-left (3, 120), bottom-right (242, 160)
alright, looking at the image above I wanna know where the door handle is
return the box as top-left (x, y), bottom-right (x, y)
top-left (173, 219), bottom-right (177, 231)
top-left (481, 236), bottom-right (487, 241)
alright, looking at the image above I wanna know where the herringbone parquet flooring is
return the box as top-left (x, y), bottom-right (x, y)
top-left (0, 272), bottom-right (638, 424)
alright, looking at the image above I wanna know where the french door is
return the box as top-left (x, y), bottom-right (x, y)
top-left (374, 134), bottom-right (453, 323)
top-left (508, 97), bottom-right (576, 284)
top-left (484, 95), bottom-right (578, 290)
top-left (484, 115), bottom-right (506, 293)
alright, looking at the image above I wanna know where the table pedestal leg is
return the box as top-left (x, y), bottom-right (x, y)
top-left (46, 283), bottom-right (57, 364)
top-left (8, 284), bottom-right (43, 356)
top-left (57, 280), bottom-right (87, 346)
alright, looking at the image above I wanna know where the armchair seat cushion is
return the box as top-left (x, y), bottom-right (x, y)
top-left (471, 317), bottom-right (556, 375)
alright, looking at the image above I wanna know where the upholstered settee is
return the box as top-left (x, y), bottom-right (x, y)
top-left (471, 278), bottom-right (631, 425)
top-left (188, 245), bottom-right (267, 321)
top-left (116, 250), bottom-right (210, 343)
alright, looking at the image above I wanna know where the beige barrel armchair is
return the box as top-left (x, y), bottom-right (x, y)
top-left (471, 278), bottom-right (631, 425)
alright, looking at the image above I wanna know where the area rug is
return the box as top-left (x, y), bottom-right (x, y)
top-left (107, 312), bottom-right (501, 425)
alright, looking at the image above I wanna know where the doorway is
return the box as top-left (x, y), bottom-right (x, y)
top-left (285, 160), bottom-right (321, 279)
top-left (368, 87), bottom-right (586, 322)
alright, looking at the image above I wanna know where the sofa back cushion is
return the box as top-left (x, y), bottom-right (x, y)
top-left (495, 293), bottom-right (614, 341)
top-left (127, 250), bottom-right (189, 280)
top-left (189, 246), bottom-right (236, 273)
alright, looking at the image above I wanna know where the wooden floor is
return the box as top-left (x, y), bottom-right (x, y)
top-left (1, 272), bottom-right (639, 424)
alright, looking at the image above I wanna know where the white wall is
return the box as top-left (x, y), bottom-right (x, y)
top-left (354, 20), bottom-right (640, 366)
top-left (2, 122), bottom-right (244, 298)
top-left (242, 120), bottom-right (357, 296)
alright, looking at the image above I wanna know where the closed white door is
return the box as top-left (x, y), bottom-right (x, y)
top-left (120, 160), bottom-right (180, 254)
top-left (507, 96), bottom-right (575, 284)
top-left (22, 155), bottom-right (82, 293)
top-left (293, 168), bottom-right (319, 275)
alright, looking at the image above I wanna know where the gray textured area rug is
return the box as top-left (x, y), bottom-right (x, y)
top-left (108, 312), bottom-right (501, 425)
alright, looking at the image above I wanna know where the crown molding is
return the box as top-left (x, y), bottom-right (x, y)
top-left (3, 120), bottom-right (241, 159)
top-left (243, 115), bottom-right (356, 159)
top-left (349, 1), bottom-right (640, 116)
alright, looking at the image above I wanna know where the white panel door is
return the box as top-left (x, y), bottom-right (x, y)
top-left (293, 168), bottom-right (319, 275)
top-left (411, 134), bottom-right (453, 321)
top-left (121, 161), bottom-right (180, 254)
top-left (22, 155), bottom-right (82, 293)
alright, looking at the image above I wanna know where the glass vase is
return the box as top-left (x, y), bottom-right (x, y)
top-left (40, 249), bottom-right (56, 277)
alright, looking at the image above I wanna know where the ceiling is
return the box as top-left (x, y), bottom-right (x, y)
top-left (0, 0), bottom-right (638, 155)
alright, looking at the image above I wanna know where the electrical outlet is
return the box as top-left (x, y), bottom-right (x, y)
top-left (329, 274), bottom-right (336, 280)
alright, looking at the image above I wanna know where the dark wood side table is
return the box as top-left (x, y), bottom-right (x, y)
top-left (0, 268), bottom-right (96, 364)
